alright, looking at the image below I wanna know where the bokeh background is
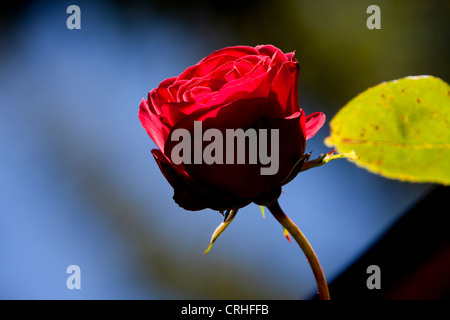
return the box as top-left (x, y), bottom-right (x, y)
top-left (1, 0), bottom-right (449, 299)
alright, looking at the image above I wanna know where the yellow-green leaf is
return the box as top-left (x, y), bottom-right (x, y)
top-left (325, 76), bottom-right (450, 185)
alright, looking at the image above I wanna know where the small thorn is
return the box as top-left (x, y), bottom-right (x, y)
top-left (283, 228), bottom-right (292, 243)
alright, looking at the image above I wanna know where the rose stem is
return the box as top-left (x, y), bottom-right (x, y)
top-left (266, 200), bottom-right (330, 300)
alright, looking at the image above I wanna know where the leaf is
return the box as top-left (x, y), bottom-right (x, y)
top-left (204, 209), bottom-right (238, 255)
top-left (325, 76), bottom-right (450, 185)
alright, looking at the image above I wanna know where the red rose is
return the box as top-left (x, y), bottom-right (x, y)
top-left (139, 45), bottom-right (325, 211)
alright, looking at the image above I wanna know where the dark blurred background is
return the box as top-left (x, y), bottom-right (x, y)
top-left (0, 0), bottom-right (448, 299)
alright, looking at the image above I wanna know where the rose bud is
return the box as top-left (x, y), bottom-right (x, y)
top-left (139, 45), bottom-right (325, 211)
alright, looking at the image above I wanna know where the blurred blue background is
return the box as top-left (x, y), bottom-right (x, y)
top-left (0, 0), bottom-right (448, 299)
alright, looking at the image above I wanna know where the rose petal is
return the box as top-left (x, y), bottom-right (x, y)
top-left (150, 77), bottom-right (177, 108)
top-left (177, 54), bottom-right (236, 81)
top-left (152, 149), bottom-right (251, 211)
top-left (201, 63), bottom-right (277, 108)
top-left (198, 46), bottom-right (260, 64)
top-left (169, 111), bottom-right (306, 199)
top-left (189, 86), bottom-right (212, 100)
top-left (177, 47), bottom-right (259, 82)
top-left (176, 61), bottom-right (234, 102)
top-left (305, 112), bottom-right (326, 140)
top-left (233, 58), bottom-right (256, 75)
top-left (158, 76), bottom-right (178, 89)
top-left (224, 66), bottom-right (242, 82)
top-left (151, 149), bottom-right (179, 187)
top-left (267, 60), bottom-right (300, 118)
top-left (160, 101), bottom-right (197, 127)
top-left (285, 51), bottom-right (296, 62)
top-left (139, 98), bottom-right (170, 153)
top-left (256, 44), bottom-right (289, 66)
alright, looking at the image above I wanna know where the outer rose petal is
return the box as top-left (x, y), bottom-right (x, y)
top-left (139, 98), bottom-right (170, 153)
top-left (255, 44), bottom-right (289, 65)
top-left (285, 51), bottom-right (296, 62)
top-left (267, 60), bottom-right (300, 118)
top-left (151, 149), bottom-right (251, 211)
top-left (153, 77), bottom-right (178, 104)
top-left (198, 46), bottom-right (260, 64)
top-left (305, 112), bottom-right (326, 140)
